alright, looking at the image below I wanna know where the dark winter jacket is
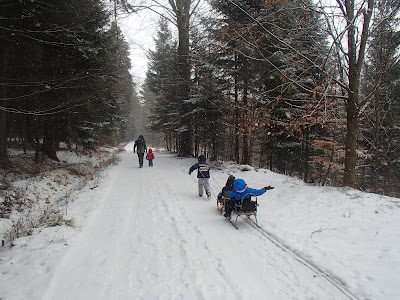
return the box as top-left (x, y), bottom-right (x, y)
top-left (146, 149), bottom-right (154, 160)
top-left (134, 136), bottom-right (147, 154)
top-left (218, 175), bottom-right (235, 200)
top-left (229, 179), bottom-right (266, 200)
top-left (189, 155), bottom-right (210, 178)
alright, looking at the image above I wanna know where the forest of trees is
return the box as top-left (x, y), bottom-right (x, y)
top-left (0, 0), bottom-right (138, 164)
top-left (1, 0), bottom-right (399, 197)
top-left (141, 0), bottom-right (399, 197)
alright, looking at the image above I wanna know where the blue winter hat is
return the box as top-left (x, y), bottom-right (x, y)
top-left (198, 155), bottom-right (206, 162)
top-left (234, 179), bottom-right (248, 193)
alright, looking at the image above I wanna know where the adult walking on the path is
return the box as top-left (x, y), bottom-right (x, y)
top-left (133, 135), bottom-right (147, 168)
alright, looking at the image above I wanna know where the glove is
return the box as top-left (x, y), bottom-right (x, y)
top-left (264, 186), bottom-right (274, 190)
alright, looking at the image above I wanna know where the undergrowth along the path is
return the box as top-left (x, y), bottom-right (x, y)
top-left (0, 144), bottom-right (124, 247)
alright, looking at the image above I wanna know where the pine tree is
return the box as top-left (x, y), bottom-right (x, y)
top-left (144, 17), bottom-right (179, 146)
top-left (190, 26), bottom-right (230, 159)
top-left (1, 0), bottom-right (134, 163)
top-left (359, 0), bottom-right (400, 194)
top-left (210, 0), bottom-right (330, 175)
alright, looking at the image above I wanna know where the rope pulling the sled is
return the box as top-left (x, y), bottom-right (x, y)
top-left (210, 173), bottom-right (223, 199)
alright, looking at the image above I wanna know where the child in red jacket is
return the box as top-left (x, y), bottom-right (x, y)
top-left (146, 148), bottom-right (154, 167)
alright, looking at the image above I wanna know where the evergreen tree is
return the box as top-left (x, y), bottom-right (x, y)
top-left (210, 0), bottom-right (329, 175)
top-left (144, 17), bottom-right (179, 146)
top-left (359, 0), bottom-right (400, 194)
top-left (0, 0), bottom-right (134, 163)
top-left (190, 26), bottom-right (230, 159)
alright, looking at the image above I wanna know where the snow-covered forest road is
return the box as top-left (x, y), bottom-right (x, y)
top-left (2, 143), bottom-right (399, 300)
top-left (42, 145), bottom-right (352, 300)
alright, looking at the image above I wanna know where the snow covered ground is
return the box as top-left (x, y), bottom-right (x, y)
top-left (1, 142), bottom-right (399, 299)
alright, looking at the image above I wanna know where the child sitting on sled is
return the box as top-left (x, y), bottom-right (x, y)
top-left (217, 175), bottom-right (235, 212)
top-left (224, 178), bottom-right (274, 219)
top-left (217, 175), bottom-right (235, 201)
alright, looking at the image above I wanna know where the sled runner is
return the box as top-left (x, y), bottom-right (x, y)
top-left (228, 194), bottom-right (259, 230)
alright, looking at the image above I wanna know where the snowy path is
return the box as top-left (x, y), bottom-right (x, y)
top-left (39, 145), bottom-right (354, 300)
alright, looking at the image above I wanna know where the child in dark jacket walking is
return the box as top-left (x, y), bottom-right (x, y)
top-left (189, 155), bottom-right (211, 199)
top-left (146, 148), bottom-right (154, 167)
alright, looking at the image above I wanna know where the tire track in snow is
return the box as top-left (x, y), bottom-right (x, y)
top-left (122, 155), bottom-right (242, 299)
top-left (109, 162), bottom-right (190, 299)
top-left (146, 171), bottom-right (242, 299)
top-left (127, 171), bottom-right (202, 299)
top-left (43, 149), bottom-right (352, 299)
top-left (149, 153), bottom-right (347, 299)
top-left (238, 216), bottom-right (359, 299)
top-left (43, 156), bottom-right (142, 300)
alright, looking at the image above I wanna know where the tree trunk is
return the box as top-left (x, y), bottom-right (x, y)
top-left (343, 93), bottom-right (358, 187)
top-left (343, 0), bottom-right (374, 188)
top-left (373, 90), bottom-right (380, 191)
top-left (194, 121), bottom-right (199, 157)
top-left (0, 27), bottom-right (10, 168)
top-left (173, 0), bottom-right (192, 156)
top-left (234, 61), bottom-right (240, 163)
top-left (42, 115), bottom-right (59, 161)
top-left (34, 117), bottom-right (42, 164)
top-left (303, 129), bottom-right (310, 183)
top-left (242, 84), bottom-right (249, 165)
top-left (241, 61), bottom-right (250, 165)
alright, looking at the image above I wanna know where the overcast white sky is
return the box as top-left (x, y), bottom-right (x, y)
top-left (117, 0), bottom-right (211, 88)
top-left (118, 9), bottom-right (158, 86)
